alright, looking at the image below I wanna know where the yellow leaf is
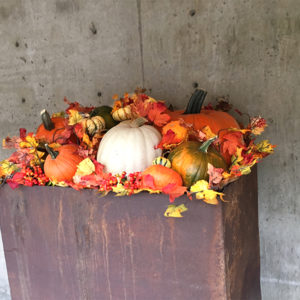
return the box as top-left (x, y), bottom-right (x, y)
top-left (68, 110), bottom-right (83, 125)
top-left (191, 179), bottom-right (225, 205)
top-left (52, 111), bottom-right (65, 118)
top-left (49, 180), bottom-right (68, 187)
top-left (201, 126), bottom-right (217, 140)
top-left (0, 160), bottom-right (18, 176)
top-left (230, 128), bottom-right (251, 134)
top-left (82, 133), bottom-right (93, 148)
top-left (164, 204), bottom-right (188, 218)
top-left (19, 135), bottom-right (38, 149)
top-left (112, 183), bottom-right (129, 196)
top-left (190, 180), bottom-right (209, 193)
top-left (231, 147), bottom-right (244, 165)
top-left (48, 143), bottom-right (61, 149)
top-left (256, 140), bottom-right (275, 154)
top-left (75, 158), bottom-right (95, 176)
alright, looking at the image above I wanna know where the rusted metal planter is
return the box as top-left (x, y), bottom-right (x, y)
top-left (0, 167), bottom-right (261, 300)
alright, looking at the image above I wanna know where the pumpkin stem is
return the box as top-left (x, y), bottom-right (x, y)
top-left (199, 137), bottom-right (217, 153)
top-left (183, 89), bottom-right (207, 114)
top-left (130, 117), bottom-right (148, 128)
top-left (45, 144), bottom-right (59, 159)
top-left (41, 109), bottom-right (55, 131)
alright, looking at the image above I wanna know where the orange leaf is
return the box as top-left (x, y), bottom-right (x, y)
top-left (148, 102), bottom-right (171, 127)
top-left (220, 131), bottom-right (245, 157)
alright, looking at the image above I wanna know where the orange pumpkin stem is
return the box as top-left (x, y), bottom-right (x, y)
top-left (45, 144), bottom-right (58, 159)
top-left (41, 109), bottom-right (55, 131)
top-left (183, 89), bottom-right (207, 114)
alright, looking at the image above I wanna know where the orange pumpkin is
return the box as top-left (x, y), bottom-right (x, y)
top-left (44, 144), bottom-right (83, 182)
top-left (167, 89), bottom-right (240, 137)
top-left (35, 110), bottom-right (67, 144)
top-left (162, 120), bottom-right (188, 143)
top-left (142, 164), bottom-right (183, 189)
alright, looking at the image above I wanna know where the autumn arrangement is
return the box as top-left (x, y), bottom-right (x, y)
top-left (0, 89), bottom-right (275, 217)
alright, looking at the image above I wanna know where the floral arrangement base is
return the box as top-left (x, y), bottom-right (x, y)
top-left (0, 167), bottom-right (260, 300)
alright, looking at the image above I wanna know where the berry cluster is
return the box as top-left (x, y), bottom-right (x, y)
top-left (24, 165), bottom-right (49, 186)
top-left (121, 171), bottom-right (143, 195)
top-left (98, 171), bottom-right (143, 195)
top-left (99, 174), bottom-right (118, 192)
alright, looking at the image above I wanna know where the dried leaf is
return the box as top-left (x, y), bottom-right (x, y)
top-left (250, 116), bottom-right (267, 135)
top-left (164, 204), bottom-right (188, 218)
top-left (207, 163), bottom-right (224, 186)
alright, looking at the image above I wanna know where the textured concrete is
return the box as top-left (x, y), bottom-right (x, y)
top-left (0, 0), bottom-right (299, 299)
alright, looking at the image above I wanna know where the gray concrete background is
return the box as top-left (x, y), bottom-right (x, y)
top-left (0, 0), bottom-right (299, 299)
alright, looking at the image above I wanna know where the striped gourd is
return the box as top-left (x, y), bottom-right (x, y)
top-left (81, 116), bottom-right (105, 136)
top-left (112, 106), bottom-right (133, 121)
top-left (152, 156), bottom-right (171, 168)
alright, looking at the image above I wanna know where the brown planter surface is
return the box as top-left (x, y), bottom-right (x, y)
top-left (0, 166), bottom-right (261, 300)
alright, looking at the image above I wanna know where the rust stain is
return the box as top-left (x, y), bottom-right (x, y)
top-left (126, 214), bottom-right (137, 300)
top-left (101, 214), bottom-right (112, 300)
top-left (117, 220), bottom-right (128, 300)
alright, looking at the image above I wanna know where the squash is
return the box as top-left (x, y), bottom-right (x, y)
top-left (152, 156), bottom-right (171, 168)
top-left (97, 118), bottom-right (162, 174)
top-left (44, 144), bottom-right (83, 182)
top-left (81, 116), bottom-right (105, 136)
top-left (142, 165), bottom-right (182, 189)
top-left (89, 105), bottom-right (119, 129)
top-left (112, 106), bottom-right (133, 121)
top-left (35, 110), bottom-right (66, 144)
top-left (168, 138), bottom-right (227, 187)
top-left (167, 89), bottom-right (240, 136)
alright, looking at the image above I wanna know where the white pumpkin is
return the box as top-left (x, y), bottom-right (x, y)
top-left (97, 118), bottom-right (162, 174)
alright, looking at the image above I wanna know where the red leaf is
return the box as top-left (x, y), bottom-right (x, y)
top-left (148, 102), bottom-right (171, 127)
top-left (220, 131), bottom-right (245, 157)
top-left (162, 184), bottom-right (187, 203)
top-left (64, 97), bottom-right (94, 113)
top-left (19, 128), bottom-right (27, 139)
top-left (74, 123), bottom-right (84, 139)
top-left (92, 160), bottom-right (106, 176)
top-left (133, 95), bottom-right (151, 117)
top-left (155, 129), bottom-right (177, 149)
top-left (142, 174), bottom-right (157, 190)
top-left (7, 172), bottom-right (26, 189)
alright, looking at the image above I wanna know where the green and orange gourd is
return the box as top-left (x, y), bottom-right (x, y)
top-left (168, 137), bottom-right (227, 188)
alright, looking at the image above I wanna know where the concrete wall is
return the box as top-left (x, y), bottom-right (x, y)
top-left (0, 0), bottom-right (299, 299)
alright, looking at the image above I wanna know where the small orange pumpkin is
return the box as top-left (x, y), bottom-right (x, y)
top-left (35, 110), bottom-right (67, 144)
top-left (162, 120), bottom-right (188, 143)
top-left (44, 144), bottom-right (83, 182)
top-left (142, 164), bottom-right (183, 190)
